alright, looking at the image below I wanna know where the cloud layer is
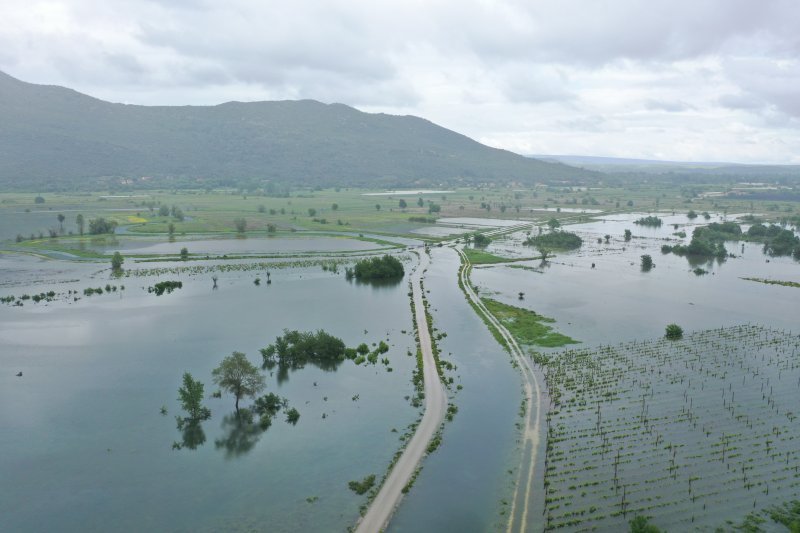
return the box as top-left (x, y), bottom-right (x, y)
top-left (1, 0), bottom-right (799, 163)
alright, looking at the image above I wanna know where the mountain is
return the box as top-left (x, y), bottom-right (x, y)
top-left (0, 71), bottom-right (593, 190)
top-left (536, 154), bottom-right (800, 180)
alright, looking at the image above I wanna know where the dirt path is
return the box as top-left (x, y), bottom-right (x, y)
top-left (355, 250), bottom-right (447, 533)
top-left (456, 246), bottom-right (543, 533)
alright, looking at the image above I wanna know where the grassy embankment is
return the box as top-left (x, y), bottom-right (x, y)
top-left (480, 298), bottom-right (578, 348)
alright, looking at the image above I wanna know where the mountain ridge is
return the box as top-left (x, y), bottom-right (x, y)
top-left (0, 71), bottom-right (593, 190)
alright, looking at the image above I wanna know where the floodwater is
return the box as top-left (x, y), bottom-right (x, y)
top-left (80, 235), bottom-right (389, 255)
top-left (476, 214), bottom-right (799, 347)
top-left (361, 190), bottom-right (454, 196)
top-left (0, 258), bottom-right (419, 532)
top-left (389, 247), bottom-right (521, 533)
top-left (1, 210), bottom-right (797, 533)
top-left (437, 217), bottom-right (525, 228)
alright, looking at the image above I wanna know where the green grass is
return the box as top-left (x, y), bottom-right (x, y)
top-left (480, 297), bottom-right (578, 348)
top-left (3, 185), bottom-right (795, 251)
top-left (463, 247), bottom-right (511, 264)
top-left (463, 247), bottom-right (540, 265)
top-left (741, 277), bottom-right (800, 289)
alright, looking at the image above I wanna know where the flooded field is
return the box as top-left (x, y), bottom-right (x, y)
top-left (0, 259), bottom-right (419, 532)
top-left (84, 235), bottom-right (390, 255)
top-left (1, 206), bottom-right (797, 532)
top-left (543, 326), bottom-right (800, 531)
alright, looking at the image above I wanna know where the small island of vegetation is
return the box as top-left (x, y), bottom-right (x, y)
top-left (524, 230), bottom-right (582, 251)
top-left (634, 216), bottom-right (663, 227)
top-left (346, 254), bottom-right (404, 281)
top-left (260, 329), bottom-right (348, 369)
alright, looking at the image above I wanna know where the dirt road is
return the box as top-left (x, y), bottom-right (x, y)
top-left (355, 250), bottom-right (447, 533)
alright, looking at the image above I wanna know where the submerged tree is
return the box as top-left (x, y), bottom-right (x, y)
top-left (629, 515), bottom-right (662, 533)
top-left (178, 372), bottom-right (211, 421)
top-left (640, 254), bottom-right (653, 271)
top-left (212, 352), bottom-right (266, 412)
top-left (111, 251), bottom-right (124, 272)
top-left (665, 324), bottom-right (684, 340)
top-left (624, 229), bottom-right (632, 241)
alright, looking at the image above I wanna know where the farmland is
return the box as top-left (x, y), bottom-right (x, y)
top-left (541, 325), bottom-right (800, 531)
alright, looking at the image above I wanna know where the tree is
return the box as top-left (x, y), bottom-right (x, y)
top-left (624, 229), bottom-right (632, 241)
top-left (178, 372), bottom-right (210, 421)
top-left (76, 214), bottom-right (85, 236)
top-left (331, 203), bottom-right (338, 211)
top-left (158, 205), bottom-right (170, 217)
top-left (640, 254), bottom-right (653, 271)
top-left (34, 195), bottom-right (45, 204)
top-left (168, 222), bottom-right (175, 236)
top-left (88, 217), bottom-right (117, 235)
top-left (547, 218), bottom-right (561, 231)
top-left (604, 234), bottom-right (611, 244)
top-left (417, 197), bottom-right (424, 207)
top-left (212, 352), bottom-right (266, 413)
top-left (308, 208), bottom-right (317, 217)
top-left (234, 218), bottom-right (247, 233)
top-left (180, 247), bottom-right (189, 261)
top-left (472, 233), bottom-right (491, 247)
top-left (57, 213), bottom-right (65, 233)
top-left (398, 199), bottom-right (407, 209)
top-left (375, 204), bottom-right (381, 211)
top-left (111, 251), bottom-right (124, 272)
top-left (665, 324), bottom-right (683, 340)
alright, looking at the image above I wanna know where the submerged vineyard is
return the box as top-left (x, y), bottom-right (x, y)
top-left (541, 325), bottom-right (800, 531)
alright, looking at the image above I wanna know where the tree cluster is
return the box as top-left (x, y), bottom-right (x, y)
top-left (349, 255), bottom-right (405, 281)
top-left (525, 231), bottom-right (583, 250)
top-left (88, 217), bottom-right (118, 235)
top-left (260, 329), bottom-right (347, 368)
top-left (633, 216), bottom-right (663, 227)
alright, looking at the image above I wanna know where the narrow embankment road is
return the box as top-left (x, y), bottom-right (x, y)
top-left (355, 251), bottom-right (447, 533)
top-left (456, 246), bottom-right (543, 533)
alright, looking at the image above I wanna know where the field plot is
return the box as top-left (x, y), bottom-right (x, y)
top-left (541, 325), bottom-right (800, 531)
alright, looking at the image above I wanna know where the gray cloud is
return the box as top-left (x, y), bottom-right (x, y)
top-left (1, 0), bottom-right (799, 162)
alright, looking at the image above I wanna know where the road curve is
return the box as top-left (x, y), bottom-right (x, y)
top-left (456, 246), bottom-right (543, 533)
top-left (355, 250), bottom-right (447, 533)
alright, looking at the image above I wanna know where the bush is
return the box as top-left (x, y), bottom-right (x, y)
top-left (260, 329), bottom-right (347, 368)
top-left (634, 216), bottom-right (662, 227)
top-left (665, 324), bottom-right (683, 340)
top-left (348, 474), bottom-right (376, 495)
top-left (352, 255), bottom-right (404, 281)
top-left (88, 217), bottom-right (118, 235)
top-left (525, 231), bottom-right (582, 250)
top-left (149, 280), bottom-right (183, 296)
top-left (472, 233), bottom-right (491, 247)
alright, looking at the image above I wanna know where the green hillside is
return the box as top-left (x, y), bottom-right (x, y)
top-left (0, 71), bottom-right (594, 190)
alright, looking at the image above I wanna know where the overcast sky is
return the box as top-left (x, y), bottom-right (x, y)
top-left (2, 0), bottom-right (799, 164)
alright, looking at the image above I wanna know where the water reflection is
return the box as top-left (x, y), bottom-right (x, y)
top-left (348, 277), bottom-right (403, 290)
top-left (264, 358), bottom-right (343, 385)
top-left (214, 410), bottom-right (266, 459)
top-left (179, 419), bottom-right (207, 450)
top-left (174, 417), bottom-right (208, 450)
